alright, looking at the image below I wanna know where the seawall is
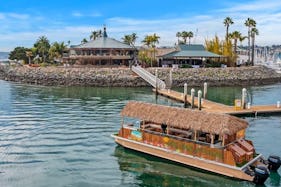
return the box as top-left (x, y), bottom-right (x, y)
top-left (0, 65), bottom-right (280, 87)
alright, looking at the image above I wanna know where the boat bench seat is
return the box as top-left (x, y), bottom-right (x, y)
top-left (237, 139), bottom-right (254, 152)
top-left (229, 144), bottom-right (246, 163)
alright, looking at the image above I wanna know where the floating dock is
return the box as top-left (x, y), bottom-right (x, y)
top-left (154, 89), bottom-right (281, 115)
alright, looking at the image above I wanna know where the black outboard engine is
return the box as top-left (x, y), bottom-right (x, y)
top-left (253, 165), bottom-right (270, 185)
top-left (268, 155), bottom-right (281, 171)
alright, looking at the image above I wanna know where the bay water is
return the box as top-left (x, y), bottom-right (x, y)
top-left (0, 80), bottom-right (280, 187)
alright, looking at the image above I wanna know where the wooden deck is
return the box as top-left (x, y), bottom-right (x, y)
top-left (154, 89), bottom-right (281, 115)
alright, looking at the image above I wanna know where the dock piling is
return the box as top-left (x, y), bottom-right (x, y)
top-left (203, 82), bottom-right (208, 99)
top-left (242, 88), bottom-right (247, 109)
top-left (184, 83), bottom-right (188, 108)
top-left (198, 90), bottom-right (202, 110)
top-left (155, 69), bottom-right (158, 94)
top-left (169, 69), bottom-right (173, 88)
top-left (191, 88), bottom-right (195, 109)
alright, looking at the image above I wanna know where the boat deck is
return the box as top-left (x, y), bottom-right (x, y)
top-left (154, 89), bottom-right (281, 115)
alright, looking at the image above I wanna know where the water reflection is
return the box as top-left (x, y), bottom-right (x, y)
top-left (114, 146), bottom-right (251, 187)
top-left (269, 172), bottom-right (281, 187)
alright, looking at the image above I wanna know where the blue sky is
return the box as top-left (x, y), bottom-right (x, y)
top-left (0, 0), bottom-right (281, 51)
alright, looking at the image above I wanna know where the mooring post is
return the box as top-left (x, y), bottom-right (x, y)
top-left (241, 88), bottom-right (247, 109)
top-left (203, 82), bottom-right (208, 99)
top-left (198, 90), bottom-right (202, 110)
top-left (191, 88), bottom-right (195, 109)
top-left (169, 69), bottom-right (173, 88)
top-left (184, 83), bottom-right (188, 108)
top-left (155, 69), bottom-right (158, 95)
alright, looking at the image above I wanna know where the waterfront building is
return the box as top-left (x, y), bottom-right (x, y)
top-left (159, 44), bottom-right (222, 68)
top-left (64, 27), bottom-right (136, 66)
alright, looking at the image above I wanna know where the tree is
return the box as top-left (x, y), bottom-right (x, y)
top-left (223, 17), bottom-right (234, 40)
top-left (81, 38), bottom-right (88, 44)
top-left (244, 18), bottom-right (256, 65)
top-left (90, 30), bottom-right (102, 40)
top-left (9, 47), bottom-right (30, 63)
top-left (187, 31), bottom-right (194, 45)
top-left (49, 42), bottom-right (67, 62)
top-left (181, 31), bottom-right (188, 44)
top-left (142, 33), bottom-right (160, 66)
top-left (251, 28), bottom-right (259, 65)
top-left (25, 50), bottom-right (33, 64)
top-left (229, 31), bottom-right (243, 55)
top-left (176, 32), bottom-right (181, 44)
top-left (34, 36), bottom-right (51, 63)
top-left (122, 33), bottom-right (137, 47)
top-left (122, 33), bottom-right (138, 66)
top-left (205, 36), bottom-right (235, 66)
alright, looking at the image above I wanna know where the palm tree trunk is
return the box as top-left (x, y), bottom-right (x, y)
top-left (248, 29), bottom-right (251, 65)
top-left (251, 35), bottom-right (255, 66)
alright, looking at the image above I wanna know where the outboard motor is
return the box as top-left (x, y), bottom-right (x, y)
top-left (253, 165), bottom-right (270, 185)
top-left (268, 155), bottom-right (281, 171)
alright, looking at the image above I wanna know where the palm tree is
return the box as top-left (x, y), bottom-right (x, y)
top-left (244, 18), bottom-right (256, 65)
top-left (181, 31), bottom-right (188, 44)
top-left (176, 32), bottom-right (181, 44)
top-left (90, 30), bottom-right (102, 40)
top-left (223, 17), bottom-right (234, 40)
top-left (229, 31), bottom-right (242, 54)
top-left (34, 36), bottom-right (51, 63)
top-left (25, 50), bottom-right (33, 64)
top-left (251, 28), bottom-right (259, 65)
top-left (122, 33), bottom-right (137, 47)
top-left (187, 31), bottom-right (194, 45)
top-left (49, 42), bottom-right (67, 62)
top-left (122, 33), bottom-right (138, 66)
top-left (81, 38), bottom-right (88, 44)
top-left (151, 33), bottom-right (160, 66)
top-left (142, 33), bottom-right (160, 66)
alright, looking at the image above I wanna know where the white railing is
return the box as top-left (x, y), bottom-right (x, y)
top-left (132, 65), bottom-right (166, 89)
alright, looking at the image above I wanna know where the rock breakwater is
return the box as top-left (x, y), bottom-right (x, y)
top-left (0, 65), bottom-right (280, 87)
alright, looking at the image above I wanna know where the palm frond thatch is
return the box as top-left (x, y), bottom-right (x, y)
top-left (121, 101), bottom-right (248, 135)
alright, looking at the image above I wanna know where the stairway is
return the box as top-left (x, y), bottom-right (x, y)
top-left (131, 65), bottom-right (166, 89)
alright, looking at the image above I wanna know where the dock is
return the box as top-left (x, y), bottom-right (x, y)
top-left (154, 89), bottom-right (281, 115)
top-left (130, 66), bottom-right (281, 116)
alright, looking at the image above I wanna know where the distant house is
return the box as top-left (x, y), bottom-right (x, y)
top-left (64, 27), bottom-right (136, 66)
top-left (159, 44), bottom-right (222, 68)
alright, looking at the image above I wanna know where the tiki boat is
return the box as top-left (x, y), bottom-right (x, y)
top-left (112, 101), bottom-right (281, 184)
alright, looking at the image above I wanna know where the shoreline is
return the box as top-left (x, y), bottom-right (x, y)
top-left (0, 65), bottom-right (281, 87)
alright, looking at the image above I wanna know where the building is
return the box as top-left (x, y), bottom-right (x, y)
top-left (159, 44), bottom-right (222, 68)
top-left (64, 27), bottom-right (136, 66)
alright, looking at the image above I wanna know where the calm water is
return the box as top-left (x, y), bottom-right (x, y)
top-left (0, 80), bottom-right (281, 187)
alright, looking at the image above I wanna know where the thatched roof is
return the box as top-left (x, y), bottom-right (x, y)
top-left (121, 101), bottom-right (248, 135)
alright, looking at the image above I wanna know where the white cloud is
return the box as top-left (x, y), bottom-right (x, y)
top-left (218, 0), bottom-right (281, 13)
top-left (72, 12), bottom-right (83, 17)
top-left (0, 13), bottom-right (5, 20)
top-left (72, 11), bottom-right (101, 18)
top-left (1, 0), bottom-right (281, 51)
top-left (7, 13), bottom-right (29, 20)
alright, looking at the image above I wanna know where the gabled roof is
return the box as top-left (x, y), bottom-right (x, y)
top-left (121, 101), bottom-right (248, 135)
top-left (73, 37), bottom-right (134, 49)
top-left (178, 44), bottom-right (205, 51)
top-left (162, 44), bottom-right (221, 58)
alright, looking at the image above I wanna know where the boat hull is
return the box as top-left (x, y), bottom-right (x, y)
top-left (112, 134), bottom-right (254, 182)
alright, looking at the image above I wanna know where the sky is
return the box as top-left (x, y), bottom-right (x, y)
top-left (0, 0), bottom-right (281, 52)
